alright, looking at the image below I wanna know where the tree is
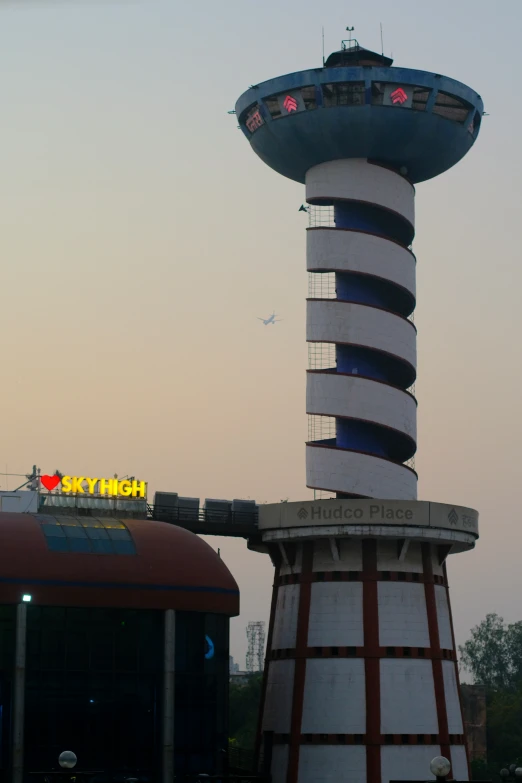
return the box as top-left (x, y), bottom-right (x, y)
top-left (459, 614), bottom-right (522, 691)
top-left (229, 673), bottom-right (263, 750)
top-left (486, 685), bottom-right (522, 766)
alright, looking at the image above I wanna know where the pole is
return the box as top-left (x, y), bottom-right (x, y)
top-left (162, 609), bottom-right (176, 783)
top-left (12, 603), bottom-right (27, 783)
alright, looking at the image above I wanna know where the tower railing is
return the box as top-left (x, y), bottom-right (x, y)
top-left (308, 204), bottom-right (334, 228)
top-left (307, 342), bottom-right (336, 371)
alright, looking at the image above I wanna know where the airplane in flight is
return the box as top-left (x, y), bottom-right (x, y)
top-left (258, 312), bottom-right (282, 326)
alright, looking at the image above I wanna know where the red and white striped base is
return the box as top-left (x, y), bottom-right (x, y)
top-left (254, 502), bottom-right (478, 783)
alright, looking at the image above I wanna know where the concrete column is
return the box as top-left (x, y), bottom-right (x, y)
top-left (162, 609), bottom-right (176, 783)
top-left (12, 603), bottom-right (27, 783)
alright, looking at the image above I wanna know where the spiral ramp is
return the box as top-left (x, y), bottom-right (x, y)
top-left (305, 159), bottom-right (418, 500)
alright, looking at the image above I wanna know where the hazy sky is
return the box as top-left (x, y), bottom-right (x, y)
top-left (0, 0), bottom-right (521, 669)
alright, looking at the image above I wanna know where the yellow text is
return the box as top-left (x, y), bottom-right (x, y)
top-left (60, 476), bottom-right (147, 498)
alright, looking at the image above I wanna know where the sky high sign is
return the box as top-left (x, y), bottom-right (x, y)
top-left (40, 474), bottom-right (147, 498)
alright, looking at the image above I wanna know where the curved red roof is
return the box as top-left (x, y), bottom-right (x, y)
top-left (0, 513), bottom-right (239, 615)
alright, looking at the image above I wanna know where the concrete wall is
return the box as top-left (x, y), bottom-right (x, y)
top-left (306, 442), bottom-right (418, 499)
top-left (299, 746), bottom-right (366, 783)
top-left (308, 582), bottom-right (364, 647)
top-left (262, 660), bottom-right (295, 733)
top-left (272, 585), bottom-right (299, 649)
top-left (307, 228), bottom-right (416, 298)
top-left (307, 373), bottom-right (417, 440)
top-left (380, 659), bottom-right (439, 734)
top-left (307, 300), bottom-right (416, 369)
top-left (306, 159), bottom-right (415, 228)
top-left (378, 582), bottom-right (430, 647)
top-left (302, 658), bottom-right (366, 733)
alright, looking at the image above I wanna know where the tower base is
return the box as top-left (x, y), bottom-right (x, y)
top-left (250, 499), bottom-right (478, 783)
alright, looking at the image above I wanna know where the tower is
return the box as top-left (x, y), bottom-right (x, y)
top-left (247, 620), bottom-right (266, 673)
top-left (236, 38), bottom-right (482, 783)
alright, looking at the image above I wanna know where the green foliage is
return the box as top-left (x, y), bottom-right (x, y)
top-left (460, 613), bottom-right (522, 769)
top-left (486, 685), bottom-right (522, 765)
top-left (459, 613), bottom-right (522, 691)
top-left (470, 758), bottom-right (503, 781)
top-left (229, 673), bottom-right (263, 750)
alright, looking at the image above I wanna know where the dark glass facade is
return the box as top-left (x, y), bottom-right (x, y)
top-left (0, 607), bottom-right (16, 783)
top-left (0, 605), bottom-right (229, 780)
top-left (175, 612), bottom-right (229, 774)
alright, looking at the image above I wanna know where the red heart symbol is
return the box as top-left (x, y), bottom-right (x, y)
top-left (41, 474), bottom-right (61, 491)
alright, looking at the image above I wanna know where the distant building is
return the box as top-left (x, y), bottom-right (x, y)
top-left (229, 655), bottom-right (240, 674)
top-left (461, 684), bottom-right (487, 761)
top-left (230, 671), bottom-right (250, 687)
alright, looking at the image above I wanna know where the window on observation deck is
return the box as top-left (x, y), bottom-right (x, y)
top-left (302, 86), bottom-right (317, 110)
top-left (371, 82), bottom-right (386, 105)
top-left (264, 87), bottom-right (317, 119)
top-left (470, 110), bottom-right (482, 136)
top-left (412, 87), bottom-right (431, 111)
top-left (371, 83), bottom-right (430, 111)
top-left (322, 82), bottom-right (365, 107)
top-left (242, 103), bottom-right (264, 134)
top-left (432, 91), bottom-right (471, 123)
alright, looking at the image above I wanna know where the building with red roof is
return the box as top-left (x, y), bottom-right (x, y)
top-left (0, 511), bottom-right (239, 782)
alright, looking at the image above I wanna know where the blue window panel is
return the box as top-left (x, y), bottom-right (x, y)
top-left (63, 526), bottom-right (88, 539)
top-left (78, 518), bottom-right (101, 527)
top-left (41, 524), bottom-right (66, 538)
top-left (90, 539), bottom-right (114, 555)
top-left (36, 515), bottom-right (61, 525)
top-left (102, 521), bottom-right (125, 530)
top-left (46, 537), bottom-right (69, 553)
top-left (106, 528), bottom-right (131, 541)
top-left (112, 540), bottom-right (136, 556)
top-left (59, 517), bottom-right (81, 527)
top-left (84, 527), bottom-right (110, 540)
top-left (68, 538), bottom-right (92, 554)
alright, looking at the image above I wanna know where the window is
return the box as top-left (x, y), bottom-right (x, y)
top-left (175, 612), bottom-right (229, 774)
top-left (372, 83), bottom-right (430, 110)
top-left (371, 82), bottom-right (386, 105)
top-left (323, 82), bottom-right (365, 107)
top-left (0, 607), bottom-right (15, 773)
top-left (25, 607), bottom-right (162, 774)
top-left (302, 86), bottom-right (317, 111)
top-left (432, 91), bottom-right (471, 123)
top-left (264, 87), bottom-right (317, 119)
top-left (264, 95), bottom-right (281, 118)
top-left (36, 515), bottom-right (137, 556)
top-left (470, 110), bottom-right (482, 135)
top-left (412, 87), bottom-right (430, 111)
top-left (243, 104), bottom-right (264, 134)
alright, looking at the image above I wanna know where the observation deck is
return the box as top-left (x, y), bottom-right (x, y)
top-left (235, 43), bottom-right (483, 184)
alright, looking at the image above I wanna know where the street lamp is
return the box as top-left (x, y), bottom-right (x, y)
top-left (430, 756), bottom-right (452, 782)
top-left (58, 751), bottom-right (77, 770)
top-left (500, 765), bottom-right (522, 781)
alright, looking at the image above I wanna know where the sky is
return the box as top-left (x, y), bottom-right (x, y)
top-left (0, 0), bottom-right (521, 670)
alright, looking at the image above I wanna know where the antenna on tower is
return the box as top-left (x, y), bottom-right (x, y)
top-left (380, 22), bottom-right (384, 56)
top-left (246, 621), bottom-right (266, 673)
top-left (322, 26), bottom-right (325, 66)
top-left (342, 26), bottom-right (356, 52)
